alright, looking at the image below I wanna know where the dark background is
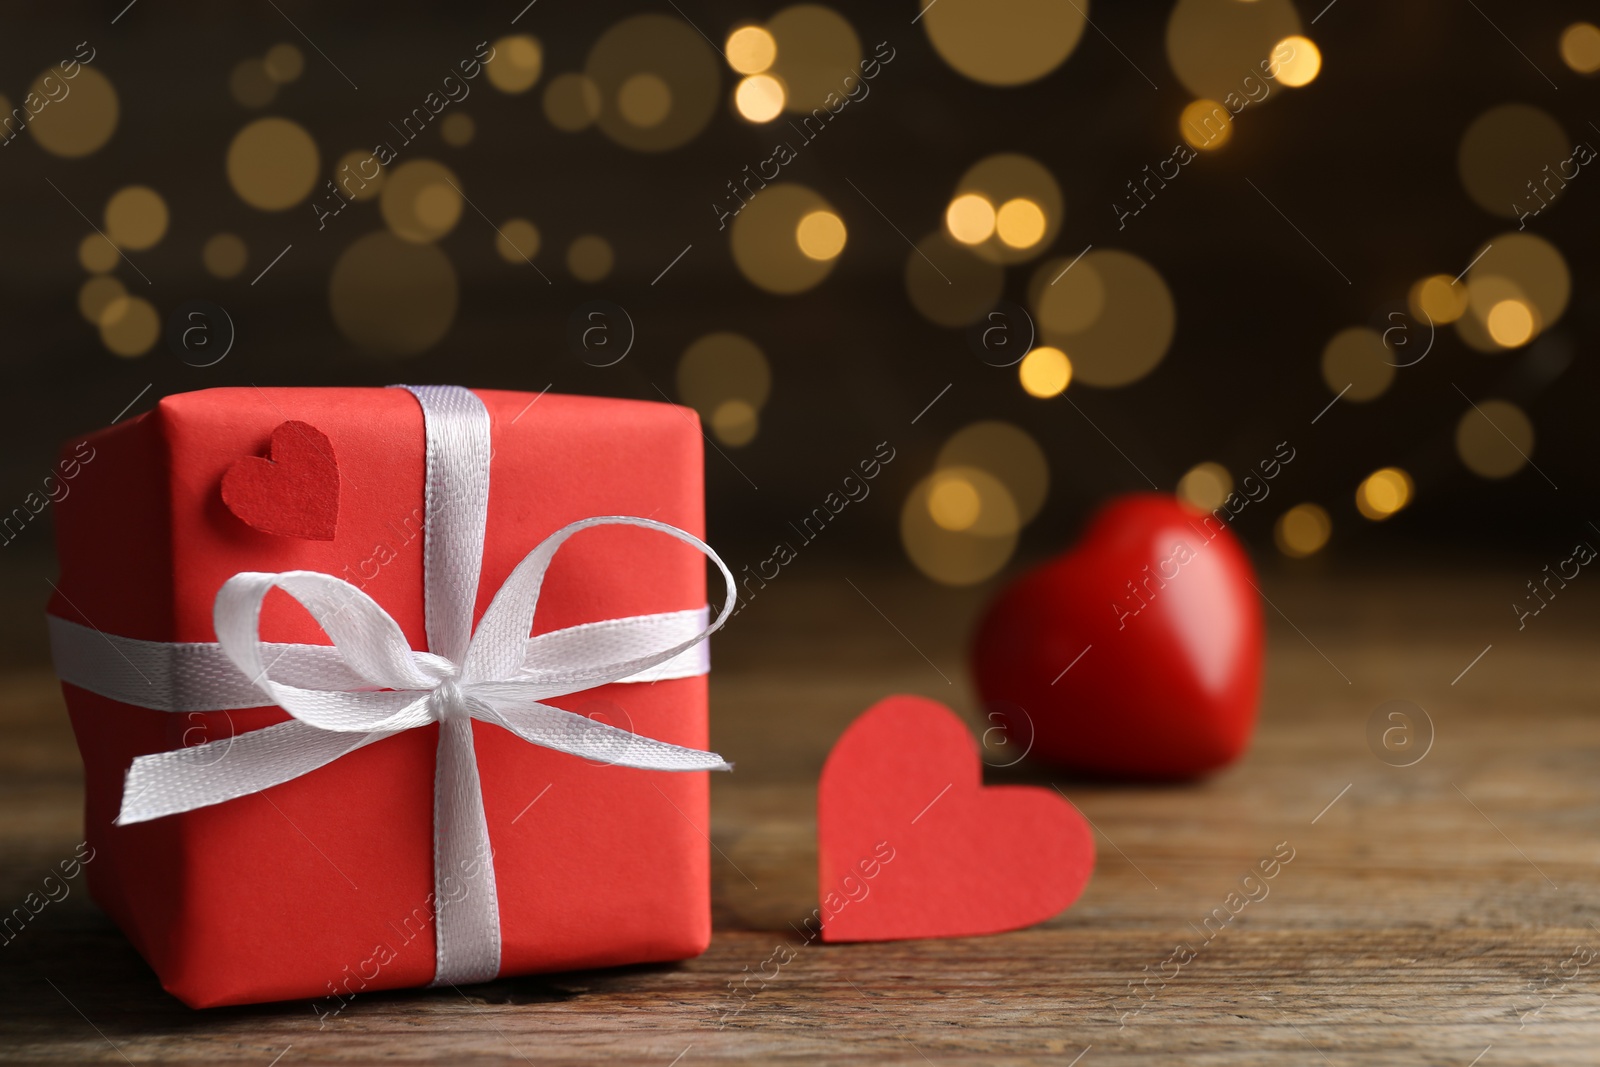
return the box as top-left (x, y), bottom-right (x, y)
top-left (1, 0), bottom-right (1595, 638)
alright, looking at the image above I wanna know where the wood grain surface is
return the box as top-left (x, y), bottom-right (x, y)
top-left (2, 564), bottom-right (1598, 1065)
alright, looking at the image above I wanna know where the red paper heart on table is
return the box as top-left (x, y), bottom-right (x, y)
top-left (220, 420), bottom-right (340, 541)
top-left (817, 695), bottom-right (1095, 942)
top-left (971, 493), bottom-right (1263, 780)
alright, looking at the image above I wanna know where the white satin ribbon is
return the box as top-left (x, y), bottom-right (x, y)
top-left (50, 384), bottom-right (734, 988)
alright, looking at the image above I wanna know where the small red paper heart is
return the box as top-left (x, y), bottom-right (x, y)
top-left (220, 420), bottom-right (340, 541)
top-left (817, 695), bottom-right (1095, 942)
top-left (971, 493), bottom-right (1263, 779)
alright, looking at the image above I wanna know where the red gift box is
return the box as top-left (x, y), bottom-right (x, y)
top-left (47, 386), bottom-right (725, 1009)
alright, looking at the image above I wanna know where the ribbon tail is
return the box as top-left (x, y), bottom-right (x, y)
top-left (429, 701), bottom-right (502, 986)
top-left (116, 721), bottom-right (394, 825)
top-left (476, 695), bottom-right (733, 772)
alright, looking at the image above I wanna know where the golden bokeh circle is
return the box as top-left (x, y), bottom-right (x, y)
top-left (937, 421), bottom-right (1048, 525)
top-left (78, 233), bottom-right (119, 274)
top-left (1273, 35), bottom-right (1321, 87)
top-left (202, 233), bottom-right (248, 279)
top-left (731, 183), bottom-right (841, 294)
top-left (380, 160), bottom-right (462, 244)
top-left (735, 74), bottom-right (786, 122)
top-left (1031, 250), bottom-right (1174, 388)
top-left (1275, 503), bottom-right (1330, 558)
top-left (1560, 23), bottom-right (1600, 74)
top-left (29, 66), bottom-right (119, 157)
top-left (1321, 326), bottom-right (1394, 401)
top-left (486, 35), bottom-right (543, 94)
top-left (1167, 0), bottom-right (1301, 102)
top-left (1485, 300), bottom-right (1536, 347)
top-left (1458, 105), bottom-right (1568, 218)
top-left (901, 469), bottom-right (1018, 586)
top-left (104, 186), bottom-right (168, 251)
top-left (1180, 98), bottom-right (1232, 150)
top-left (1456, 399), bottom-right (1534, 479)
top-left (767, 4), bottom-right (861, 113)
top-left (543, 73), bottom-right (602, 131)
top-left (229, 60), bottom-right (278, 108)
top-left (953, 154), bottom-right (1063, 264)
top-left (920, 0), bottom-right (1086, 87)
top-left (1018, 345), bottom-right (1072, 398)
top-left (329, 231), bottom-right (458, 358)
top-left (1464, 233), bottom-right (1570, 335)
top-left (1178, 462), bottom-right (1232, 512)
top-left (946, 193), bottom-right (996, 245)
top-left (567, 234), bottom-right (614, 282)
top-left (1409, 274), bottom-right (1467, 325)
top-left (1030, 254), bottom-right (1105, 335)
top-left (98, 295), bottom-right (160, 358)
top-left (588, 14), bottom-right (719, 152)
top-left (227, 117), bottom-right (320, 211)
top-left (679, 332), bottom-right (770, 447)
top-left (906, 231), bottom-right (1005, 328)
top-left (332, 150), bottom-right (385, 201)
top-left (78, 275), bottom-right (126, 324)
top-left (1355, 467), bottom-right (1413, 520)
top-left (264, 43), bottom-right (305, 84)
top-left (795, 210), bottom-right (846, 260)
top-left (495, 218), bottom-right (541, 264)
top-left (727, 26), bottom-right (778, 75)
top-left (440, 112), bottom-right (475, 147)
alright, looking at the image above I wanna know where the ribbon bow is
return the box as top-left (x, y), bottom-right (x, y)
top-left (61, 385), bottom-right (734, 987)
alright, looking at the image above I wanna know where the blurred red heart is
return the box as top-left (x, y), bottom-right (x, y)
top-left (817, 695), bottom-right (1094, 942)
top-left (221, 420), bottom-right (340, 541)
top-left (971, 493), bottom-right (1263, 779)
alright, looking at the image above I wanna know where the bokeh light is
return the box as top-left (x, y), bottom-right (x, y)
top-left (78, 276), bottom-right (126, 325)
top-left (494, 218), bottom-right (541, 264)
top-left (928, 471), bottom-right (983, 532)
top-left (78, 233), bottom-right (119, 274)
top-left (227, 117), bottom-right (319, 210)
top-left (795, 210), bottom-right (846, 260)
top-left (229, 60), bottom-right (277, 108)
top-left (1485, 300), bottom-right (1536, 347)
top-left (104, 186), bottom-right (167, 251)
top-left (919, 0), bottom-right (1086, 86)
top-left (936, 421), bottom-right (1048, 525)
top-left (766, 4), bottom-right (861, 113)
top-left (380, 160), bottom-right (462, 244)
top-left (1178, 462), bottom-right (1232, 512)
top-left (1276, 503), bottom-right (1331, 558)
top-left (945, 193), bottom-right (996, 245)
top-left (952, 154), bottom-right (1062, 264)
top-left (1018, 346), bottom-right (1071, 398)
top-left (29, 67), bottom-right (118, 157)
top-left (1409, 274), bottom-right (1467, 324)
top-left (329, 231), bottom-right (458, 357)
top-left (98, 296), bottom-right (160, 358)
top-left (1167, 0), bottom-right (1301, 102)
top-left (727, 26), bottom-right (778, 74)
top-left (735, 74), bottom-right (786, 122)
top-left (333, 150), bottom-right (385, 201)
top-left (1030, 250), bottom-right (1174, 388)
top-left (1355, 467), bottom-right (1413, 520)
top-left (264, 43), bottom-right (305, 84)
top-left (995, 198), bottom-right (1046, 249)
top-left (1457, 104), bottom-right (1567, 218)
top-left (901, 467), bottom-right (1019, 586)
top-left (1560, 23), bottom-right (1600, 74)
top-left (906, 232), bottom-right (1004, 327)
top-left (567, 235), bottom-right (614, 282)
top-left (678, 332), bottom-right (772, 447)
top-left (732, 183), bottom-right (842, 294)
top-left (486, 35), bottom-right (543, 94)
top-left (543, 73), bottom-right (602, 131)
top-left (1321, 327), bottom-right (1394, 401)
top-left (1456, 233), bottom-right (1570, 352)
top-left (1456, 399), bottom-right (1534, 479)
top-left (588, 14), bottom-right (719, 152)
top-left (440, 112), bottom-right (475, 147)
top-left (1273, 35), bottom-right (1321, 87)
top-left (202, 233), bottom-right (248, 279)
top-left (1180, 99), bottom-right (1232, 150)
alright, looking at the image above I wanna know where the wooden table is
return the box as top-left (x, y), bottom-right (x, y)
top-left (4, 562), bottom-right (1598, 1064)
